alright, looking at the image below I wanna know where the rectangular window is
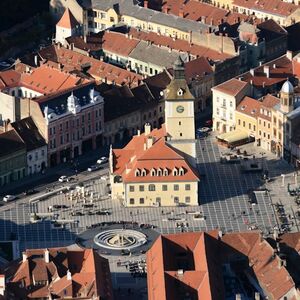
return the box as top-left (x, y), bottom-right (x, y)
top-left (174, 184), bottom-right (179, 191)
top-left (66, 121), bottom-right (69, 129)
top-left (243, 121), bottom-right (246, 127)
top-left (174, 196), bottom-right (179, 203)
top-left (253, 125), bottom-right (256, 131)
top-left (238, 119), bottom-right (241, 125)
top-left (88, 112), bottom-right (91, 121)
top-left (185, 184), bottom-right (190, 191)
top-left (129, 198), bottom-right (134, 205)
top-left (60, 135), bottom-right (63, 145)
top-left (249, 123), bottom-right (251, 130)
top-left (149, 184), bottom-right (155, 191)
top-left (129, 186), bottom-right (134, 192)
top-left (139, 185), bottom-right (144, 192)
top-left (162, 185), bottom-right (167, 191)
top-left (185, 196), bottom-right (191, 203)
top-left (139, 198), bottom-right (144, 204)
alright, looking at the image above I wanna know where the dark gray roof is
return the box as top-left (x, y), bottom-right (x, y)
top-left (0, 130), bottom-right (26, 158)
top-left (79, 0), bottom-right (215, 33)
top-left (11, 117), bottom-right (46, 151)
top-left (129, 41), bottom-right (180, 68)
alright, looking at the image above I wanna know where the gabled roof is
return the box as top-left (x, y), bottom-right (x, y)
top-left (0, 129), bottom-right (25, 158)
top-left (236, 96), bottom-right (262, 118)
top-left (213, 78), bottom-right (249, 96)
top-left (112, 125), bottom-right (199, 183)
top-left (11, 117), bottom-right (46, 151)
top-left (57, 8), bottom-right (78, 29)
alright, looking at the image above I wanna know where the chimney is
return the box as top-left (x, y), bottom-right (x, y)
top-left (273, 63), bottom-right (276, 69)
top-left (146, 136), bottom-right (155, 148)
top-left (84, 35), bottom-right (87, 43)
top-left (177, 269), bottom-right (184, 276)
top-left (179, 7), bottom-right (184, 18)
top-left (34, 55), bottom-right (39, 67)
top-left (255, 292), bottom-right (260, 300)
top-left (22, 252), bottom-right (27, 262)
top-left (44, 249), bottom-right (50, 263)
top-left (263, 65), bottom-right (270, 78)
top-left (0, 275), bottom-right (5, 296)
top-left (218, 230), bottom-right (223, 239)
top-left (67, 269), bottom-right (72, 280)
top-left (163, 5), bottom-right (169, 14)
top-left (144, 0), bottom-right (148, 8)
top-left (144, 123), bottom-right (151, 135)
top-left (250, 68), bottom-right (255, 76)
top-left (259, 61), bottom-right (262, 66)
top-left (137, 129), bottom-right (141, 136)
top-left (236, 294), bottom-right (241, 300)
top-left (286, 50), bottom-right (293, 60)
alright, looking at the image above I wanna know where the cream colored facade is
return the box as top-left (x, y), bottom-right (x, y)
top-left (88, 8), bottom-right (119, 33)
top-left (232, 3), bottom-right (300, 26)
top-left (213, 0), bottom-right (234, 9)
top-left (110, 58), bottom-right (199, 207)
top-left (124, 181), bottom-right (198, 207)
top-left (213, 82), bottom-right (250, 133)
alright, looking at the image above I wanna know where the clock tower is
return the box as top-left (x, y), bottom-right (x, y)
top-left (165, 56), bottom-right (196, 166)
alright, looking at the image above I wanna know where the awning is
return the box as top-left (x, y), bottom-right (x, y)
top-left (217, 130), bottom-right (249, 144)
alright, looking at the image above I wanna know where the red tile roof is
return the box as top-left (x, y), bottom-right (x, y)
top-left (20, 64), bottom-right (90, 94)
top-left (161, 0), bottom-right (253, 25)
top-left (112, 125), bottom-right (199, 183)
top-left (39, 45), bottom-right (143, 87)
top-left (241, 55), bottom-right (294, 88)
top-left (213, 78), bottom-right (249, 96)
top-left (102, 31), bottom-right (140, 57)
top-left (233, 0), bottom-right (299, 17)
top-left (0, 69), bottom-right (21, 89)
top-left (57, 8), bottom-right (78, 29)
top-left (223, 232), bottom-right (297, 300)
top-left (148, 231), bottom-right (298, 300)
top-left (6, 247), bottom-right (113, 299)
top-left (236, 96), bottom-right (262, 118)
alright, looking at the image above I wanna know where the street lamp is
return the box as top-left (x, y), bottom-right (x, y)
top-left (281, 174), bottom-right (285, 187)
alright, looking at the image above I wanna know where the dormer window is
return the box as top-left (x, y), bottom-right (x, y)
top-left (163, 168), bottom-right (168, 176)
top-left (173, 167), bottom-right (178, 176)
top-left (141, 168), bottom-right (147, 176)
top-left (177, 88), bottom-right (184, 96)
top-left (150, 168), bottom-right (156, 176)
top-left (179, 167), bottom-right (185, 176)
top-left (157, 168), bottom-right (162, 176)
top-left (135, 169), bottom-right (140, 177)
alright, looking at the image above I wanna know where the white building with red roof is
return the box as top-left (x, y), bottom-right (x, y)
top-left (55, 8), bottom-right (79, 45)
top-left (109, 57), bottom-right (199, 207)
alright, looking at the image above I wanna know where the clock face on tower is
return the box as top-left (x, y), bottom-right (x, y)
top-left (176, 105), bottom-right (184, 113)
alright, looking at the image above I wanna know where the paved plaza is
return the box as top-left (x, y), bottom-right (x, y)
top-left (0, 134), bottom-right (299, 294)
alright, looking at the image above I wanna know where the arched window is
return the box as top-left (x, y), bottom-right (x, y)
top-left (157, 168), bottom-right (162, 176)
top-left (179, 167), bottom-right (185, 176)
top-left (135, 169), bottom-right (140, 177)
top-left (141, 168), bottom-right (147, 176)
top-left (150, 168), bottom-right (156, 176)
top-left (173, 167), bottom-right (178, 176)
top-left (163, 168), bottom-right (168, 176)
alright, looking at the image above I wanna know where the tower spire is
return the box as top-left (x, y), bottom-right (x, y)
top-left (173, 55), bottom-right (185, 80)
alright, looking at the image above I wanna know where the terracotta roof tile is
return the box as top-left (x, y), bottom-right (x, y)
top-left (112, 125), bottom-right (199, 183)
top-left (236, 96), bottom-right (262, 118)
top-left (39, 45), bottom-right (143, 87)
top-left (213, 78), bottom-right (249, 96)
top-left (232, 0), bottom-right (299, 17)
top-left (57, 8), bottom-right (78, 29)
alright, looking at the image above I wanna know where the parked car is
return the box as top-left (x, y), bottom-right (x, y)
top-left (23, 189), bottom-right (38, 196)
top-left (87, 164), bottom-right (102, 172)
top-left (3, 195), bottom-right (16, 202)
top-left (97, 157), bottom-right (108, 164)
top-left (0, 61), bottom-right (10, 68)
top-left (58, 175), bottom-right (69, 182)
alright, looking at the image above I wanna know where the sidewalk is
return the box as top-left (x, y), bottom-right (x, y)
top-left (0, 147), bottom-right (109, 197)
